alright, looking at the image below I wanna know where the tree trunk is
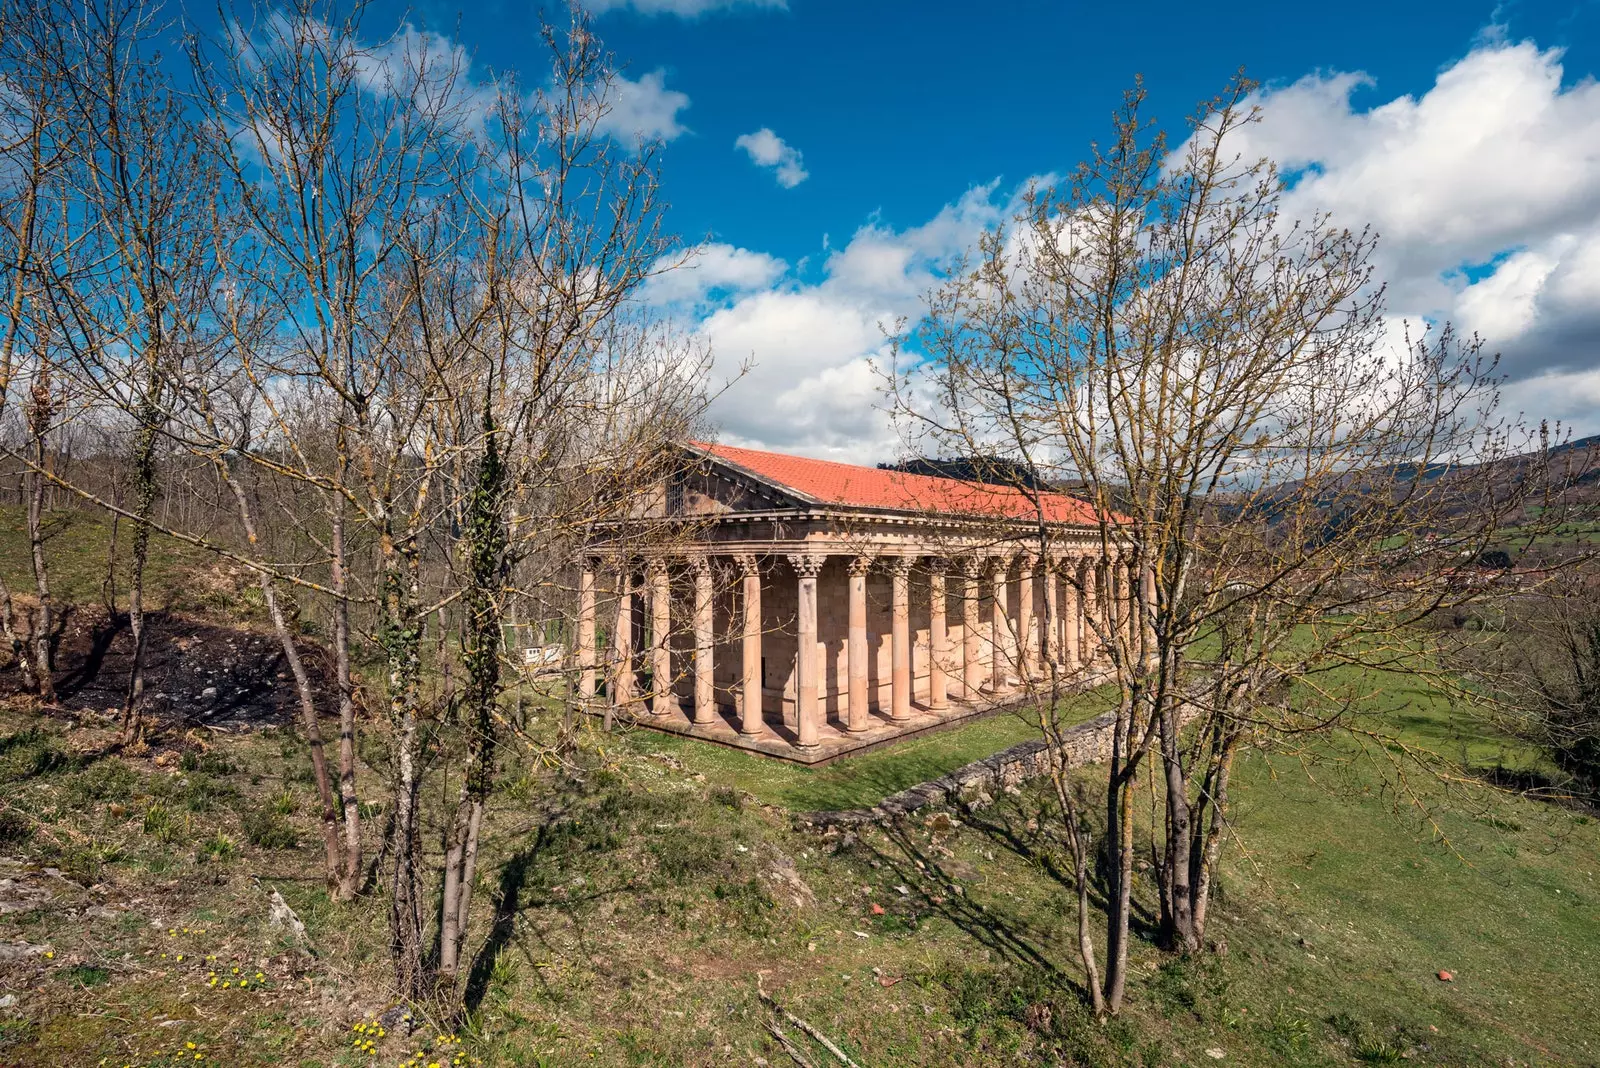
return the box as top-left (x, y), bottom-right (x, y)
top-left (1160, 693), bottom-right (1200, 953)
top-left (438, 415), bottom-right (505, 992)
top-left (382, 527), bottom-right (427, 1000)
top-left (27, 380), bottom-right (54, 703)
top-left (1050, 759), bottom-right (1105, 1015)
top-left (331, 504), bottom-right (361, 901)
top-left (120, 416), bottom-right (159, 745)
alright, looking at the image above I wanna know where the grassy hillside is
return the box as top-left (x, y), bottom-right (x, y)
top-left (0, 505), bottom-right (1594, 1065)
top-left (0, 672), bottom-right (1594, 1067)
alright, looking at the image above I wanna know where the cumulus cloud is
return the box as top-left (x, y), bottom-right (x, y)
top-left (734, 128), bottom-right (809, 188)
top-left (1227, 38), bottom-right (1600, 432)
top-left (687, 32), bottom-right (1600, 461)
top-left (642, 243), bottom-right (787, 305)
top-left (593, 70), bottom-right (691, 142)
top-left (584, 0), bottom-right (786, 16)
top-left (693, 184), bottom-right (1017, 463)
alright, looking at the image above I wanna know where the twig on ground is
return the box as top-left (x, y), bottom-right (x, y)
top-left (767, 1022), bottom-right (815, 1068)
top-left (757, 982), bottom-right (863, 1068)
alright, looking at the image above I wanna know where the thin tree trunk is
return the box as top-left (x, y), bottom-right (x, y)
top-left (382, 524), bottom-right (427, 1000)
top-left (27, 379), bottom-right (54, 703)
top-left (0, 571), bottom-right (32, 689)
top-left (220, 473), bottom-right (343, 887)
top-left (331, 502), bottom-right (361, 901)
top-left (439, 415), bottom-right (505, 990)
top-left (1050, 760), bottom-right (1105, 1014)
top-left (120, 416), bottom-right (158, 745)
top-left (1161, 693), bottom-right (1200, 953)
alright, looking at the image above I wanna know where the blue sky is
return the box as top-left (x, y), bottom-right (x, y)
top-left (240, 0), bottom-right (1600, 461)
top-left (446, 0), bottom-right (1597, 270)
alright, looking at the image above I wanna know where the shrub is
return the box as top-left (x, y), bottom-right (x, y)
top-left (64, 761), bottom-right (139, 806)
top-left (179, 750), bottom-right (237, 776)
top-left (0, 808), bottom-right (33, 846)
top-left (142, 803), bottom-right (176, 843)
top-left (198, 833), bottom-right (236, 861)
top-left (241, 807), bottom-right (299, 850)
top-left (0, 728), bottom-right (74, 784)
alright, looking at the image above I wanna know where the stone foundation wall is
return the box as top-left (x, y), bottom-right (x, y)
top-left (796, 706), bottom-right (1150, 828)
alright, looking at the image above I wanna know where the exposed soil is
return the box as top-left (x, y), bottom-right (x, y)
top-left (0, 603), bottom-right (331, 730)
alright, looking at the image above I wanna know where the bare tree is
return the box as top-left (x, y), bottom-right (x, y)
top-left (892, 77), bottom-right (1561, 1014)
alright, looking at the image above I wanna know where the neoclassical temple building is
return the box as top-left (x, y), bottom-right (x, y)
top-left (572, 442), bottom-right (1139, 762)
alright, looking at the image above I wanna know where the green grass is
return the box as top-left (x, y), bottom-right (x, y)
top-left (1, 505), bottom-right (1597, 1064)
top-left (0, 504), bottom-right (220, 614)
top-left (600, 695), bottom-right (1103, 811)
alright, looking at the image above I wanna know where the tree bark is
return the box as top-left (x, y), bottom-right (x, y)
top-left (331, 502), bottom-right (361, 901)
top-left (27, 378), bottom-right (54, 703)
top-left (120, 415), bottom-right (159, 744)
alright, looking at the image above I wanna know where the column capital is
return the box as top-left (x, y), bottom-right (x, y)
top-left (788, 552), bottom-right (825, 578)
top-left (731, 552), bottom-right (761, 577)
top-left (848, 554), bottom-right (875, 577)
top-left (959, 556), bottom-right (983, 578)
top-left (923, 556), bottom-right (949, 575)
top-left (885, 556), bottom-right (914, 577)
top-left (644, 556), bottom-right (672, 579)
top-left (688, 553), bottom-right (714, 577)
top-left (1016, 551), bottom-right (1038, 570)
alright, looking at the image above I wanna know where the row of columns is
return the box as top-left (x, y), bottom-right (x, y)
top-left (577, 551), bottom-right (1147, 751)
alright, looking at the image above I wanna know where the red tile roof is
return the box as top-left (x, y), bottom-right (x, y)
top-left (689, 441), bottom-right (1102, 525)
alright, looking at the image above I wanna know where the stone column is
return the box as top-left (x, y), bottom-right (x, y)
top-left (646, 559), bottom-right (676, 716)
top-left (846, 556), bottom-right (871, 733)
top-left (1042, 558), bottom-right (1059, 668)
top-left (611, 567), bottom-right (635, 715)
top-left (927, 559), bottom-right (949, 711)
top-left (790, 553), bottom-right (823, 749)
top-left (889, 557), bottom-right (912, 721)
top-left (1081, 557), bottom-right (1098, 667)
top-left (960, 558), bottom-right (983, 698)
top-left (691, 556), bottom-right (715, 725)
top-left (1017, 553), bottom-right (1037, 678)
top-left (1062, 559), bottom-right (1081, 670)
top-left (735, 554), bottom-right (763, 736)
top-left (577, 560), bottom-right (597, 701)
top-left (987, 556), bottom-right (1013, 691)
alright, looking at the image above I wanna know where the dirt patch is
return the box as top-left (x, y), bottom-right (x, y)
top-left (0, 604), bottom-right (330, 731)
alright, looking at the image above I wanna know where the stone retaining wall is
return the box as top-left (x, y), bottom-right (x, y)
top-left (797, 709), bottom-right (1124, 829)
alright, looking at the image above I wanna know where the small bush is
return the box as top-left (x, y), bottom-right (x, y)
top-left (0, 728), bottom-right (74, 784)
top-left (63, 964), bottom-right (112, 988)
top-left (0, 808), bottom-right (33, 846)
top-left (60, 841), bottom-right (124, 886)
top-left (179, 751), bottom-right (237, 776)
top-left (709, 786), bottom-right (743, 810)
top-left (142, 803), bottom-right (176, 843)
top-left (712, 878), bottom-right (774, 936)
top-left (649, 827), bottom-right (722, 880)
top-left (64, 761), bottom-right (139, 806)
top-left (242, 807), bottom-right (299, 850)
top-left (198, 832), bottom-right (236, 861)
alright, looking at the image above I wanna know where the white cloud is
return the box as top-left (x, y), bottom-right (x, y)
top-left (592, 70), bottom-right (691, 142)
top-left (584, 0), bottom-right (786, 16)
top-left (642, 243), bottom-right (787, 305)
top-left (1223, 38), bottom-right (1600, 434)
top-left (690, 33), bottom-right (1600, 461)
top-left (735, 128), bottom-right (809, 188)
top-left (693, 183), bottom-right (1017, 462)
